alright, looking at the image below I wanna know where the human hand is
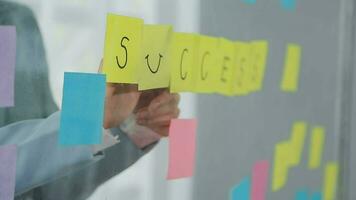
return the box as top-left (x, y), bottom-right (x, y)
top-left (103, 83), bottom-right (141, 129)
top-left (99, 60), bottom-right (180, 133)
top-left (99, 60), bottom-right (141, 129)
top-left (135, 89), bottom-right (180, 137)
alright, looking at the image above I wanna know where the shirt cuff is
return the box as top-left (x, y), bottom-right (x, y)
top-left (119, 114), bottom-right (161, 149)
top-left (91, 129), bottom-right (120, 155)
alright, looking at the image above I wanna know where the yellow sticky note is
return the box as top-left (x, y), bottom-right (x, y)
top-left (138, 25), bottom-right (173, 90)
top-left (232, 41), bottom-right (250, 96)
top-left (169, 33), bottom-right (199, 93)
top-left (323, 162), bottom-right (339, 200)
top-left (280, 43), bottom-right (302, 92)
top-left (194, 35), bottom-right (218, 93)
top-left (288, 121), bottom-right (307, 166)
top-left (103, 14), bottom-right (143, 83)
top-left (213, 38), bottom-right (236, 96)
top-left (249, 40), bottom-right (269, 91)
top-left (272, 142), bottom-right (291, 192)
top-left (308, 126), bottom-right (325, 169)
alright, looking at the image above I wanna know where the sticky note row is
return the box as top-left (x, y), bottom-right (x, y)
top-left (59, 72), bottom-right (106, 145)
top-left (167, 119), bottom-right (197, 180)
top-left (272, 122), bottom-right (327, 192)
top-left (0, 26), bottom-right (16, 108)
top-left (103, 13), bottom-right (269, 96)
top-left (0, 145), bottom-right (17, 200)
top-left (231, 160), bottom-right (270, 200)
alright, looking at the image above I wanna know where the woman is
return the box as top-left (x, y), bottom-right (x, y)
top-left (0, 1), bottom-right (180, 199)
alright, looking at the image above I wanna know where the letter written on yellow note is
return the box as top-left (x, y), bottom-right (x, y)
top-left (138, 25), bottom-right (173, 90)
top-left (194, 35), bottom-right (218, 93)
top-left (214, 38), bottom-right (235, 96)
top-left (169, 33), bottom-right (199, 93)
top-left (232, 41), bottom-right (251, 96)
top-left (103, 14), bottom-right (143, 83)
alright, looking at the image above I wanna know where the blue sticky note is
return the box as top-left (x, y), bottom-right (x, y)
top-left (59, 72), bottom-right (106, 145)
top-left (281, 0), bottom-right (296, 10)
top-left (243, 0), bottom-right (256, 4)
top-left (0, 145), bottom-right (17, 200)
top-left (295, 189), bottom-right (308, 200)
top-left (311, 192), bottom-right (322, 200)
top-left (231, 177), bottom-right (251, 200)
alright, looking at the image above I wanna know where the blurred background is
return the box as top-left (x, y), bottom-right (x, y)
top-left (10, 0), bottom-right (198, 199)
top-left (7, 0), bottom-right (356, 199)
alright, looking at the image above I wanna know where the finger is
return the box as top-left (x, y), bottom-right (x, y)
top-left (151, 95), bottom-right (180, 117)
top-left (138, 100), bottom-right (178, 119)
top-left (135, 89), bottom-right (161, 112)
top-left (137, 109), bottom-right (179, 126)
top-left (172, 93), bottom-right (180, 104)
top-left (148, 91), bottom-right (172, 111)
top-left (105, 83), bottom-right (116, 95)
top-left (148, 92), bottom-right (179, 112)
top-left (137, 100), bottom-right (179, 120)
top-left (115, 83), bottom-right (139, 94)
top-left (153, 125), bottom-right (170, 137)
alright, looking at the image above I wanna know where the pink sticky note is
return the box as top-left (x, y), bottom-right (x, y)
top-left (251, 160), bottom-right (270, 200)
top-left (167, 119), bottom-right (197, 180)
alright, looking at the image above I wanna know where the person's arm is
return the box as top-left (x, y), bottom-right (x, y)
top-left (29, 127), bottom-right (145, 200)
top-left (18, 89), bottom-right (180, 200)
top-left (0, 111), bottom-right (99, 195)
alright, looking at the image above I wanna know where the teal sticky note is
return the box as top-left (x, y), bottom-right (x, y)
top-left (231, 177), bottom-right (251, 200)
top-left (59, 72), bottom-right (106, 145)
top-left (295, 189), bottom-right (308, 200)
top-left (243, 0), bottom-right (256, 4)
top-left (311, 192), bottom-right (322, 200)
top-left (281, 0), bottom-right (296, 10)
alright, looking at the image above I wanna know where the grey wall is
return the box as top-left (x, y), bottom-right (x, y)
top-left (193, 0), bottom-right (354, 199)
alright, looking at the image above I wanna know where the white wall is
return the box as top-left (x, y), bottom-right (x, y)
top-left (11, 0), bottom-right (199, 199)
